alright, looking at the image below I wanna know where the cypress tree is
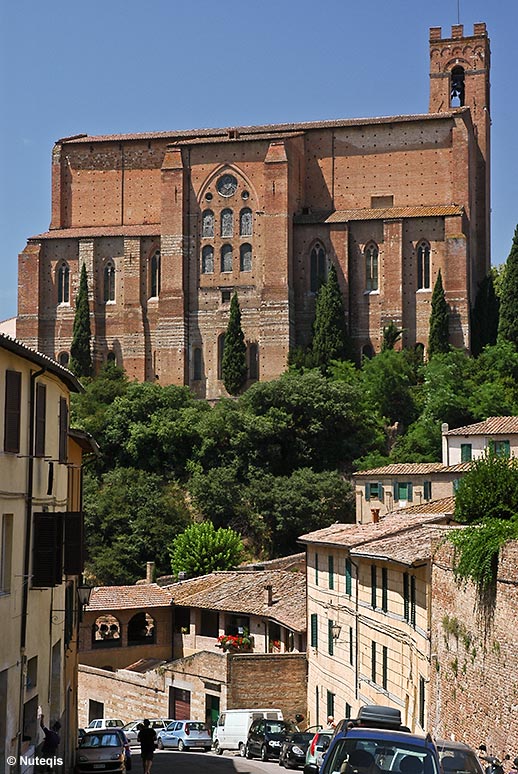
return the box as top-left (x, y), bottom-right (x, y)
top-left (222, 292), bottom-right (247, 395)
top-left (69, 262), bottom-right (92, 377)
top-left (471, 273), bottom-right (499, 356)
top-left (498, 225), bottom-right (518, 346)
top-left (311, 264), bottom-right (351, 370)
top-left (427, 269), bottom-right (449, 358)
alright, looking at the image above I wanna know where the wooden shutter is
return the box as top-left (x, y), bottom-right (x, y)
top-left (35, 383), bottom-right (46, 457)
top-left (328, 555), bottom-right (334, 590)
top-left (310, 613), bottom-right (318, 648)
top-left (32, 512), bottom-right (63, 587)
top-left (63, 511), bottom-right (84, 575)
top-left (328, 619), bottom-right (334, 656)
top-left (365, 482), bottom-right (371, 501)
top-left (4, 370), bottom-right (22, 453)
top-left (345, 558), bottom-right (352, 595)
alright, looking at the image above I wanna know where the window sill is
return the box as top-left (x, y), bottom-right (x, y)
top-left (416, 288), bottom-right (431, 293)
top-left (364, 289), bottom-right (380, 295)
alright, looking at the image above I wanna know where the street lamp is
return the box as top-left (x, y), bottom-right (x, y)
top-left (331, 622), bottom-right (342, 641)
top-left (77, 582), bottom-right (93, 610)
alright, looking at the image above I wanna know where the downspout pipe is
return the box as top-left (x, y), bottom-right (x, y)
top-left (17, 366), bottom-right (46, 772)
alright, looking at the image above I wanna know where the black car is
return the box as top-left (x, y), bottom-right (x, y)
top-left (280, 728), bottom-right (321, 769)
top-left (245, 718), bottom-right (292, 761)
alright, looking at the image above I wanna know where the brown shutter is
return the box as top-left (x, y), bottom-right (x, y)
top-left (58, 398), bottom-right (68, 463)
top-left (32, 512), bottom-right (63, 587)
top-left (4, 370), bottom-right (22, 453)
top-left (35, 383), bottom-right (46, 457)
top-left (63, 511), bottom-right (84, 575)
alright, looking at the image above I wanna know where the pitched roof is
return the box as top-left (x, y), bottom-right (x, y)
top-left (162, 569), bottom-right (306, 633)
top-left (0, 332), bottom-right (82, 393)
top-left (298, 509), bottom-right (454, 549)
top-left (354, 462), bottom-right (472, 476)
top-left (294, 205), bottom-right (463, 225)
top-left (350, 524), bottom-right (453, 566)
top-left (444, 416), bottom-right (518, 436)
top-left (87, 583), bottom-right (173, 610)
top-left (395, 496), bottom-right (456, 515)
top-left (29, 224), bottom-right (160, 241)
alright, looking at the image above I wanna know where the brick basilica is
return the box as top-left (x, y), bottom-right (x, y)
top-left (17, 24), bottom-right (490, 399)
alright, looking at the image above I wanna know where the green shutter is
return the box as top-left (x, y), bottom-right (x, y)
top-left (461, 443), bottom-right (472, 462)
top-left (311, 614), bottom-right (318, 648)
top-left (407, 482), bottom-right (413, 501)
top-left (393, 481), bottom-right (398, 501)
top-left (328, 619), bottom-right (334, 656)
top-left (345, 558), bottom-right (352, 596)
top-left (328, 555), bottom-right (334, 590)
top-left (371, 565), bottom-right (377, 608)
top-left (315, 552), bottom-right (319, 586)
top-left (371, 641), bottom-right (377, 683)
top-left (403, 572), bottom-right (409, 621)
top-left (365, 482), bottom-right (371, 501)
top-left (381, 567), bottom-right (388, 612)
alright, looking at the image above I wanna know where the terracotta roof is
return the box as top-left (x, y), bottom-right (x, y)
top-left (444, 416), bottom-right (518, 436)
top-left (162, 569), bottom-right (306, 633)
top-left (29, 224), bottom-right (160, 241)
top-left (354, 462), bottom-right (472, 476)
top-left (298, 509), bottom-right (454, 548)
top-left (395, 496), bottom-right (456, 515)
top-left (86, 583), bottom-right (173, 611)
top-left (351, 524), bottom-right (453, 566)
top-left (57, 110), bottom-right (464, 146)
top-left (294, 205), bottom-right (463, 225)
top-left (0, 332), bottom-right (82, 393)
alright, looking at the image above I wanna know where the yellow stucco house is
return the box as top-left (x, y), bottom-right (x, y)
top-left (0, 333), bottom-right (96, 773)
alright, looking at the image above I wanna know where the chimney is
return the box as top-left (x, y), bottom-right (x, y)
top-left (371, 509), bottom-right (380, 524)
top-left (146, 561), bottom-right (155, 584)
top-left (264, 584), bottom-right (273, 606)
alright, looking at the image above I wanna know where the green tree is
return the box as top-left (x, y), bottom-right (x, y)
top-left (498, 225), bottom-right (518, 346)
top-left (169, 521), bottom-right (243, 577)
top-left (471, 273), bottom-right (499, 356)
top-left (69, 263), bottom-right (93, 377)
top-left (428, 269), bottom-right (450, 358)
top-left (361, 349), bottom-right (418, 427)
top-left (83, 467), bottom-right (191, 585)
top-left (450, 451), bottom-right (518, 594)
top-left (311, 265), bottom-right (351, 370)
top-left (381, 321), bottom-right (404, 351)
top-left (222, 292), bottom-right (248, 395)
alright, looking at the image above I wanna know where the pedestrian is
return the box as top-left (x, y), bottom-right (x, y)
top-left (137, 719), bottom-right (157, 774)
top-left (39, 715), bottom-right (61, 772)
top-left (327, 715), bottom-right (336, 729)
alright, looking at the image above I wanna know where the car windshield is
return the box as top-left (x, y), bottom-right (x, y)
top-left (186, 723), bottom-right (206, 732)
top-left (81, 733), bottom-right (121, 748)
top-left (292, 732), bottom-right (315, 744)
top-left (266, 722), bottom-right (287, 734)
top-left (437, 748), bottom-right (483, 774)
top-left (322, 738), bottom-right (440, 774)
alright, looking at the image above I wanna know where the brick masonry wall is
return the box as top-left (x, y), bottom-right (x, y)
top-left (429, 540), bottom-right (518, 754)
top-left (227, 653), bottom-right (307, 724)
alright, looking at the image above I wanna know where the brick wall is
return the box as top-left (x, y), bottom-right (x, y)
top-left (429, 540), bottom-right (518, 754)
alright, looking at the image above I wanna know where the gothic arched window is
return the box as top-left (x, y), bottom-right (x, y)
top-left (365, 243), bottom-right (379, 292)
top-left (202, 245), bottom-right (214, 274)
top-left (240, 243), bottom-right (252, 272)
top-left (310, 243), bottom-right (327, 292)
top-left (221, 244), bottom-right (233, 273)
top-left (150, 250), bottom-right (161, 297)
top-left (57, 262), bottom-right (70, 304)
top-left (104, 261), bottom-right (115, 303)
top-left (240, 208), bottom-right (253, 237)
top-left (202, 210), bottom-right (215, 238)
top-left (417, 241), bottom-right (431, 290)
top-left (221, 208), bottom-right (233, 238)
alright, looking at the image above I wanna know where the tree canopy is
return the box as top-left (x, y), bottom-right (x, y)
top-left (498, 225), bottom-right (518, 346)
top-left (69, 263), bottom-right (92, 377)
top-left (222, 292), bottom-right (248, 395)
top-left (169, 522), bottom-right (244, 577)
top-left (428, 269), bottom-right (450, 358)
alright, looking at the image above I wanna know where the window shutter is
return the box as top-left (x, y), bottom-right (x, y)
top-left (371, 565), bottom-right (377, 608)
top-left (4, 370), bottom-right (22, 453)
top-left (424, 481), bottom-right (431, 500)
top-left (381, 567), bottom-right (388, 612)
top-left (407, 482), bottom-right (413, 501)
top-left (310, 613), bottom-right (318, 648)
top-left (345, 558), bottom-right (352, 596)
top-left (328, 619), bottom-right (334, 656)
top-left (328, 555), bottom-right (334, 590)
top-left (35, 383), bottom-right (46, 457)
top-left (32, 512), bottom-right (63, 587)
top-left (393, 481), bottom-right (398, 501)
top-left (63, 511), bottom-right (84, 575)
top-left (410, 575), bottom-right (416, 626)
top-left (379, 483), bottom-right (384, 500)
top-left (365, 483), bottom-right (371, 501)
top-left (403, 572), bottom-right (409, 621)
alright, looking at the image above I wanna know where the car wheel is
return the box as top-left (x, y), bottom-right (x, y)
top-left (245, 743), bottom-right (253, 759)
top-left (178, 739), bottom-right (186, 752)
top-left (261, 745), bottom-right (269, 762)
top-left (157, 738), bottom-right (164, 751)
top-left (214, 741), bottom-right (223, 755)
top-left (239, 742), bottom-right (246, 757)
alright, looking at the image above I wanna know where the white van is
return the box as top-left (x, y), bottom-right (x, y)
top-left (213, 708), bottom-right (283, 755)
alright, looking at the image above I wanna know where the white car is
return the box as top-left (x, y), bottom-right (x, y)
top-left (86, 718), bottom-right (125, 731)
top-left (122, 719), bottom-right (175, 745)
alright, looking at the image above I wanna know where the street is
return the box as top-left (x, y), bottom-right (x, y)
top-left (129, 749), bottom-right (283, 773)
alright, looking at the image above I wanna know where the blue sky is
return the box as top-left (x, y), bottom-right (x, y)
top-left (1, 0), bottom-right (516, 322)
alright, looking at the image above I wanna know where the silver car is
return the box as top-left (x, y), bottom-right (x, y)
top-left (122, 719), bottom-right (175, 745)
top-left (157, 720), bottom-right (212, 751)
top-left (76, 730), bottom-right (126, 774)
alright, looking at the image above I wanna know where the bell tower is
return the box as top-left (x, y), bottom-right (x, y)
top-left (429, 22), bottom-right (491, 278)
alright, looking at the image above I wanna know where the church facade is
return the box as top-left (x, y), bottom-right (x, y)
top-left (17, 24), bottom-right (490, 399)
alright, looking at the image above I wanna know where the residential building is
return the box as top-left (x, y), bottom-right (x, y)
top-left (442, 416), bottom-right (518, 464)
top-left (17, 24), bottom-right (490, 399)
top-left (0, 333), bottom-right (94, 773)
top-left (299, 508), bottom-right (455, 731)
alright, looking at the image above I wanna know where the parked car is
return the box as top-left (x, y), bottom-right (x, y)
top-left (280, 727), bottom-right (322, 769)
top-left (213, 708), bottom-right (284, 756)
top-left (245, 718), bottom-right (292, 761)
top-left (75, 730), bottom-right (127, 774)
top-left (157, 720), bottom-right (212, 751)
top-left (436, 740), bottom-right (485, 774)
top-left (305, 729), bottom-right (333, 770)
top-left (86, 718), bottom-right (125, 731)
top-left (122, 719), bottom-right (175, 745)
top-left (304, 705), bottom-right (441, 774)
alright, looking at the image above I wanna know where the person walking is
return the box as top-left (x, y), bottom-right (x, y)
top-left (137, 719), bottom-right (157, 774)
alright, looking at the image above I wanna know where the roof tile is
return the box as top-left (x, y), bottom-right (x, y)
top-left (444, 416), bottom-right (518, 436)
